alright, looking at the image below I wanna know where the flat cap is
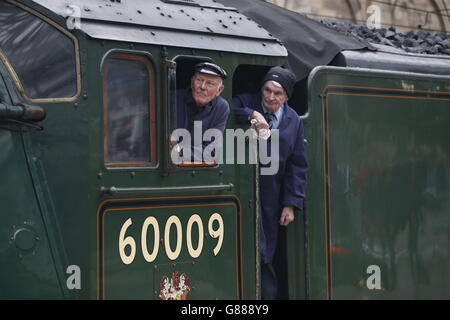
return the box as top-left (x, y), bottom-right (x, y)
top-left (194, 62), bottom-right (227, 80)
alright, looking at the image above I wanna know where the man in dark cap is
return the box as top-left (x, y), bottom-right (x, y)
top-left (232, 66), bottom-right (308, 299)
top-left (175, 62), bottom-right (229, 162)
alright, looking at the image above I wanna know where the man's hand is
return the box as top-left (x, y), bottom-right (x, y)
top-left (279, 206), bottom-right (295, 226)
top-left (250, 111), bottom-right (269, 130)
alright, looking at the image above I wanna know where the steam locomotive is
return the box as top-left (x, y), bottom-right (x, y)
top-left (0, 0), bottom-right (448, 299)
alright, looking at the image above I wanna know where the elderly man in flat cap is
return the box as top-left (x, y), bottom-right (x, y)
top-left (175, 62), bottom-right (229, 162)
top-left (233, 66), bottom-right (308, 300)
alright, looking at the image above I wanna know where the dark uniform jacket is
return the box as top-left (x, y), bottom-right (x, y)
top-left (177, 89), bottom-right (229, 136)
top-left (233, 93), bottom-right (308, 264)
top-left (176, 89), bottom-right (229, 161)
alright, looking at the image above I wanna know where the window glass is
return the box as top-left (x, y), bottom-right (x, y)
top-left (104, 55), bottom-right (156, 166)
top-left (0, 2), bottom-right (77, 99)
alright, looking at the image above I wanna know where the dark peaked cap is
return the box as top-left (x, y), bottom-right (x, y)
top-left (194, 62), bottom-right (228, 80)
top-left (262, 66), bottom-right (297, 98)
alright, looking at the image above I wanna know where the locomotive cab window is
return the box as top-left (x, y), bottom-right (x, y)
top-left (0, 1), bottom-right (79, 101)
top-left (233, 64), bottom-right (308, 117)
top-left (170, 57), bottom-right (226, 167)
top-left (103, 54), bottom-right (156, 167)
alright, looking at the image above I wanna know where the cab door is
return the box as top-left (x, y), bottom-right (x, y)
top-left (96, 51), bottom-right (256, 300)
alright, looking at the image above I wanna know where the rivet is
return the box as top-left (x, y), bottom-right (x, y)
top-left (137, 10), bottom-right (142, 14)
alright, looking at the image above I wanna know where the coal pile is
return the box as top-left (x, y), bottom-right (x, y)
top-left (321, 20), bottom-right (450, 55)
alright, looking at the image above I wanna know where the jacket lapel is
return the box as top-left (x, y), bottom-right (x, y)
top-left (276, 103), bottom-right (292, 135)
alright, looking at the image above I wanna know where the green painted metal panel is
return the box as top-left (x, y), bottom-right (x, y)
top-left (0, 63), bottom-right (62, 299)
top-left (287, 210), bottom-right (308, 300)
top-left (0, 5), bottom-right (284, 298)
top-left (99, 198), bottom-right (240, 299)
top-left (307, 66), bottom-right (450, 299)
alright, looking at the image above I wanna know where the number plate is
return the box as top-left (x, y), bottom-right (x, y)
top-left (97, 198), bottom-right (240, 299)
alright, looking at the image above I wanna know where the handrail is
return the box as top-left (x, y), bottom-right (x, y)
top-left (100, 183), bottom-right (234, 195)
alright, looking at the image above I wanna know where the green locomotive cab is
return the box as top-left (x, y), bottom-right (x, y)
top-left (0, 0), bottom-right (288, 299)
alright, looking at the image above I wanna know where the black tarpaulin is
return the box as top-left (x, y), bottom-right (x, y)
top-left (216, 0), bottom-right (374, 81)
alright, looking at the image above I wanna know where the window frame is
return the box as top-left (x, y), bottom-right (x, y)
top-left (171, 55), bottom-right (221, 169)
top-left (0, 0), bottom-right (81, 103)
top-left (102, 53), bottom-right (157, 168)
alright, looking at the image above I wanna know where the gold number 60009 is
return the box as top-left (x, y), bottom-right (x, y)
top-left (118, 213), bottom-right (224, 265)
